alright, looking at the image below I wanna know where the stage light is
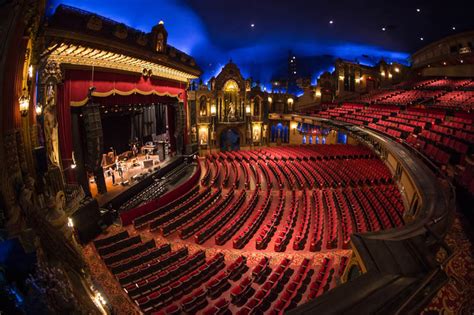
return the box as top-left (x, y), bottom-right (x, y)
top-left (19, 89), bottom-right (30, 116)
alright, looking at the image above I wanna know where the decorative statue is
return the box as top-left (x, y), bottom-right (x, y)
top-left (253, 129), bottom-right (260, 142)
top-left (228, 102), bottom-right (236, 121)
top-left (43, 83), bottom-right (60, 167)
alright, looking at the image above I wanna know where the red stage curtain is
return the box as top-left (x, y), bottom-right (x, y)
top-left (65, 70), bottom-right (186, 106)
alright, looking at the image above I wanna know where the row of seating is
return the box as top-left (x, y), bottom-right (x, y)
top-left (194, 190), bottom-right (247, 245)
top-left (293, 190), bottom-right (311, 250)
top-left (159, 189), bottom-right (222, 236)
top-left (147, 186), bottom-right (212, 231)
top-left (256, 190), bottom-right (285, 250)
top-left (179, 190), bottom-right (235, 239)
top-left (133, 185), bottom-right (200, 229)
top-left (233, 191), bottom-right (272, 249)
top-left (215, 188), bottom-right (260, 245)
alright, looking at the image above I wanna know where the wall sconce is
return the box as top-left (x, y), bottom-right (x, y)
top-left (28, 65), bottom-right (34, 79)
top-left (287, 97), bottom-right (294, 107)
top-left (71, 151), bottom-right (77, 169)
top-left (394, 67), bottom-right (400, 73)
top-left (19, 89), bottom-right (30, 116)
top-left (381, 71), bottom-right (386, 77)
top-left (339, 75), bottom-right (344, 80)
top-left (267, 96), bottom-right (272, 103)
top-left (35, 103), bottom-right (42, 116)
top-left (245, 104), bottom-right (251, 116)
top-left (210, 103), bottom-right (217, 116)
top-left (388, 72), bottom-right (393, 78)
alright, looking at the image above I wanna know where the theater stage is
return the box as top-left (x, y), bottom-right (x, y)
top-left (90, 154), bottom-right (172, 207)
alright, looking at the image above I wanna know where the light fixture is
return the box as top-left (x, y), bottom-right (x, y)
top-left (315, 90), bottom-right (322, 97)
top-left (293, 71), bottom-right (297, 74)
top-left (420, 37), bottom-right (424, 41)
top-left (394, 67), bottom-right (400, 73)
top-left (245, 104), bottom-right (251, 115)
top-left (210, 103), bottom-right (216, 116)
top-left (67, 217), bottom-right (74, 227)
top-left (382, 27), bottom-right (386, 31)
top-left (28, 65), bottom-right (33, 79)
top-left (339, 75), bottom-right (344, 80)
top-left (71, 151), bottom-right (77, 169)
top-left (159, 20), bottom-right (164, 25)
top-left (388, 73), bottom-right (393, 78)
top-left (251, 23), bottom-right (255, 28)
top-left (287, 98), bottom-right (294, 106)
top-left (267, 96), bottom-right (273, 103)
top-left (19, 89), bottom-right (30, 116)
top-left (35, 103), bottom-right (42, 116)
top-left (355, 78), bottom-right (361, 83)
top-left (452, 26), bottom-right (456, 30)
top-left (443, 61), bottom-right (447, 66)
top-left (416, 8), bottom-right (421, 12)
top-left (329, 20), bottom-right (334, 24)
top-left (460, 59), bottom-right (464, 64)
top-left (381, 71), bottom-right (386, 77)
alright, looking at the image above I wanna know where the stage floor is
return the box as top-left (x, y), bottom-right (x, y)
top-left (90, 154), bottom-right (172, 207)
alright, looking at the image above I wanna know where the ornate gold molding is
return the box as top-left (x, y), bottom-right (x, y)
top-left (46, 43), bottom-right (198, 83)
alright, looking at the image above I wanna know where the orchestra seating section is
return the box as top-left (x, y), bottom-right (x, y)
top-left (91, 144), bottom-right (407, 314)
